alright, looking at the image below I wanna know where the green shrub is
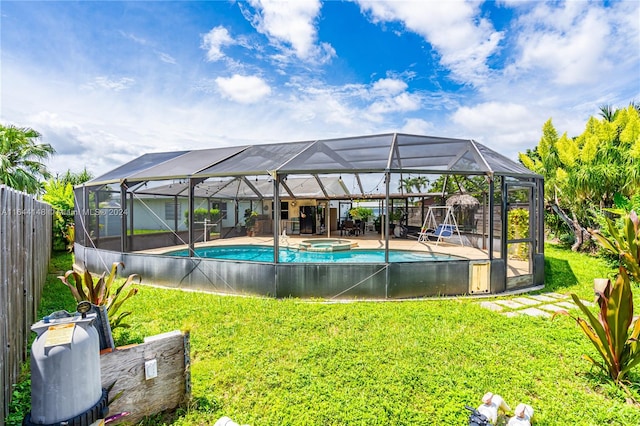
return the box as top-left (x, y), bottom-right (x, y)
top-left (508, 208), bottom-right (529, 260)
top-left (184, 208), bottom-right (221, 225)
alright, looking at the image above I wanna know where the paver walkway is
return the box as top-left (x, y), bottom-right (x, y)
top-left (478, 292), bottom-right (593, 318)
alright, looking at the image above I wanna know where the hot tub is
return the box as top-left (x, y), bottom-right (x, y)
top-left (298, 239), bottom-right (355, 252)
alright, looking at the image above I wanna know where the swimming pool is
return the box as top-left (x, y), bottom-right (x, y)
top-left (166, 245), bottom-right (462, 263)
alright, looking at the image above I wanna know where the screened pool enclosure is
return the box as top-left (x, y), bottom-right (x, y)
top-left (74, 133), bottom-right (544, 299)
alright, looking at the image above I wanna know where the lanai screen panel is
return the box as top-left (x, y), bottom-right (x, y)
top-left (90, 151), bottom-right (189, 184)
top-left (391, 135), bottom-right (480, 172)
top-left (197, 141), bottom-right (313, 177)
top-left (474, 143), bottom-right (537, 177)
top-left (127, 146), bottom-right (248, 181)
top-left (280, 176), bottom-right (348, 198)
top-left (279, 134), bottom-right (393, 173)
top-left (449, 148), bottom-right (487, 173)
top-left (134, 181), bottom-right (190, 197)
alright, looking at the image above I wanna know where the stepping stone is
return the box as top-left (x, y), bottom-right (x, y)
top-left (519, 307), bottom-right (552, 318)
top-left (494, 300), bottom-right (526, 309)
top-left (504, 311), bottom-right (520, 318)
top-left (479, 301), bottom-right (504, 312)
top-left (545, 292), bottom-right (568, 299)
top-left (538, 304), bottom-right (566, 312)
top-left (529, 294), bottom-right (558, 303)
top-left (555, 301), bottom-right (579, 310)
top-left (513, 297), bottom-right (541, 306)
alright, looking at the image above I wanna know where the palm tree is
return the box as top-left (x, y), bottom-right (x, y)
top-left (398, 177), bottom-right (414, 194)
top-left (0, 124), bottom-right (55, 194)
top-left (412, 176), bottom-right (429, 193)
top-left (599, 104), bottom-right (616, 122)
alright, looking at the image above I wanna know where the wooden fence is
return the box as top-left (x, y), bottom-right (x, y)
top-left (0, 185), bottom-right (52, 425)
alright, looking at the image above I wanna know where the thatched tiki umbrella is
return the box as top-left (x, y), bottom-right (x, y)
top-left (446, 194), bottom-right (480, 232)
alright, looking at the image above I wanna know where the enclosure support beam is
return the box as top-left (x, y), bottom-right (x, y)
top-left (488, 177), bottom-right (494, 259)
top-left (120, 183), bottom-right (128, 253)
top-left (82, 185), bottom-right (89, 247)
top-left (500, 177), bottom-right (508, 261)
top-left (174, 195), bottom-right (179, 237)
top-left (384, 172), bottom-right (390, 263)
top-left (187, 178), bottom-right (195, 257)
top-left (273, 174), bottom-right (280, 263)
top-left (537, 177), bottom-right (545, 255)
top-left (129, 192), bottom-right (134, 251)
top-left (94, 187), bottom-right (100, 244)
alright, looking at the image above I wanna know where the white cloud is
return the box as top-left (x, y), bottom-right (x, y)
top-left (243, 0), bottom-right (335, 63)
top-left (157, 52), bottom-right (177, 65)
top-left (120, 31), bottom-right (148, 46)
top-left (401, 118), bottom-right (434, 135)
top-left (356, 0), bottom-right (503, 86)
top-left (511, 2), bottom-right (614, 85)
top-left (82, 76), bottom-right (135, 92)
top-left (371, 78), bottom-right (408, 96)
top-left (215, 74), bottom-right (272, 104)
top-left (363, 77), bottom-right (420, 116)
top-left (201, 26), bottom-right (235, 62)
top-left (451, 101), bottom-right (545, 156)
top-left (368, 92), bottom-right (421, 115)
top-left (452, 102), bottom-right (531, 132)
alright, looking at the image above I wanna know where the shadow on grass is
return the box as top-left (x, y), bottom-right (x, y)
top-left (543, 255), bottom-right (578, 292)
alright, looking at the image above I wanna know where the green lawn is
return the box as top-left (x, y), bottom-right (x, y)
top-left (7, 244), bottom-right (640, 425)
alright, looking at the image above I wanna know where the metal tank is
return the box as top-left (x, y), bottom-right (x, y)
top-left (24, 302), bottom-right (108, 425)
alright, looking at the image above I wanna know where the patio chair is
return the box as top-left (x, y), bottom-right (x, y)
top-left (342, 220), bottom-right (358, 236)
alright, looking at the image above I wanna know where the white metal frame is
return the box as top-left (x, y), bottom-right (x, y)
top-left (418, 205), bottom-right (463, 245)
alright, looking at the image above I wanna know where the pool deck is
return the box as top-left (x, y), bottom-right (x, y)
top-left (138, 231), bottom-right (493, 260)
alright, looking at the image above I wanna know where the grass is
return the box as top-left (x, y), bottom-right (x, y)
top-left (6, 244), bottom-right (640, 425)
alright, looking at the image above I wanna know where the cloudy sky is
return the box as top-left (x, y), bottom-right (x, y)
top-left (1, 0), bottom-right (639, 177)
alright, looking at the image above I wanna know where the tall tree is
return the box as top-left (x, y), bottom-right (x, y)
top-left (0, 124), bottom-right (55, 194)
top-left (520, 104), bottom-right (640, 251)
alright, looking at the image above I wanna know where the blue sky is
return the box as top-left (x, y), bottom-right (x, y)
top-left (1, 0), bottom-right (639, 176)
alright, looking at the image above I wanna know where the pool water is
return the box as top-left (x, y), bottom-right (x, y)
top-left (167, 245), bottom-right (462, 263)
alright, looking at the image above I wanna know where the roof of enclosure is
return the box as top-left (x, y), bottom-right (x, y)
top-left (133, 176), bottom-right (350, 199)
top-left (88, 133), bottom-right (539, 187)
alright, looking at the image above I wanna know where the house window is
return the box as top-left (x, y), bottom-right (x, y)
top-left (165, 202), bottom-right (181, 221)
top-left (212, 202), bottom-right (228, 220)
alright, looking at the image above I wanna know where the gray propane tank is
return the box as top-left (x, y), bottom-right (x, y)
top-left (25, 302), bottom-right (108, 425)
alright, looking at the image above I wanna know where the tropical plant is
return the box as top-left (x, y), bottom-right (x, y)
top-left (555, 211), bottom-right (640, 386)
top-left (42, 169), bottom-right (93, 251)
top-left (389, 208), bottom-right (404, 223)
top-left (554, 267), bottom-right (640, 385)
top-left (519, 104), bottom-right (640, 251)
top-left (348, 206), bottom-right (373, 222)
top-left (590, 211), bottom-right (640, 283)
top-left (0, 124), bottom-right (56, 194)
top-left (58, 262), bottom-right (140, 329)
top-left (65, 224), bottom-right (75, 252)
top-left (520, 104), bottom-right (640, 250)
top-left (244, 209), bottom-right (258, 228)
